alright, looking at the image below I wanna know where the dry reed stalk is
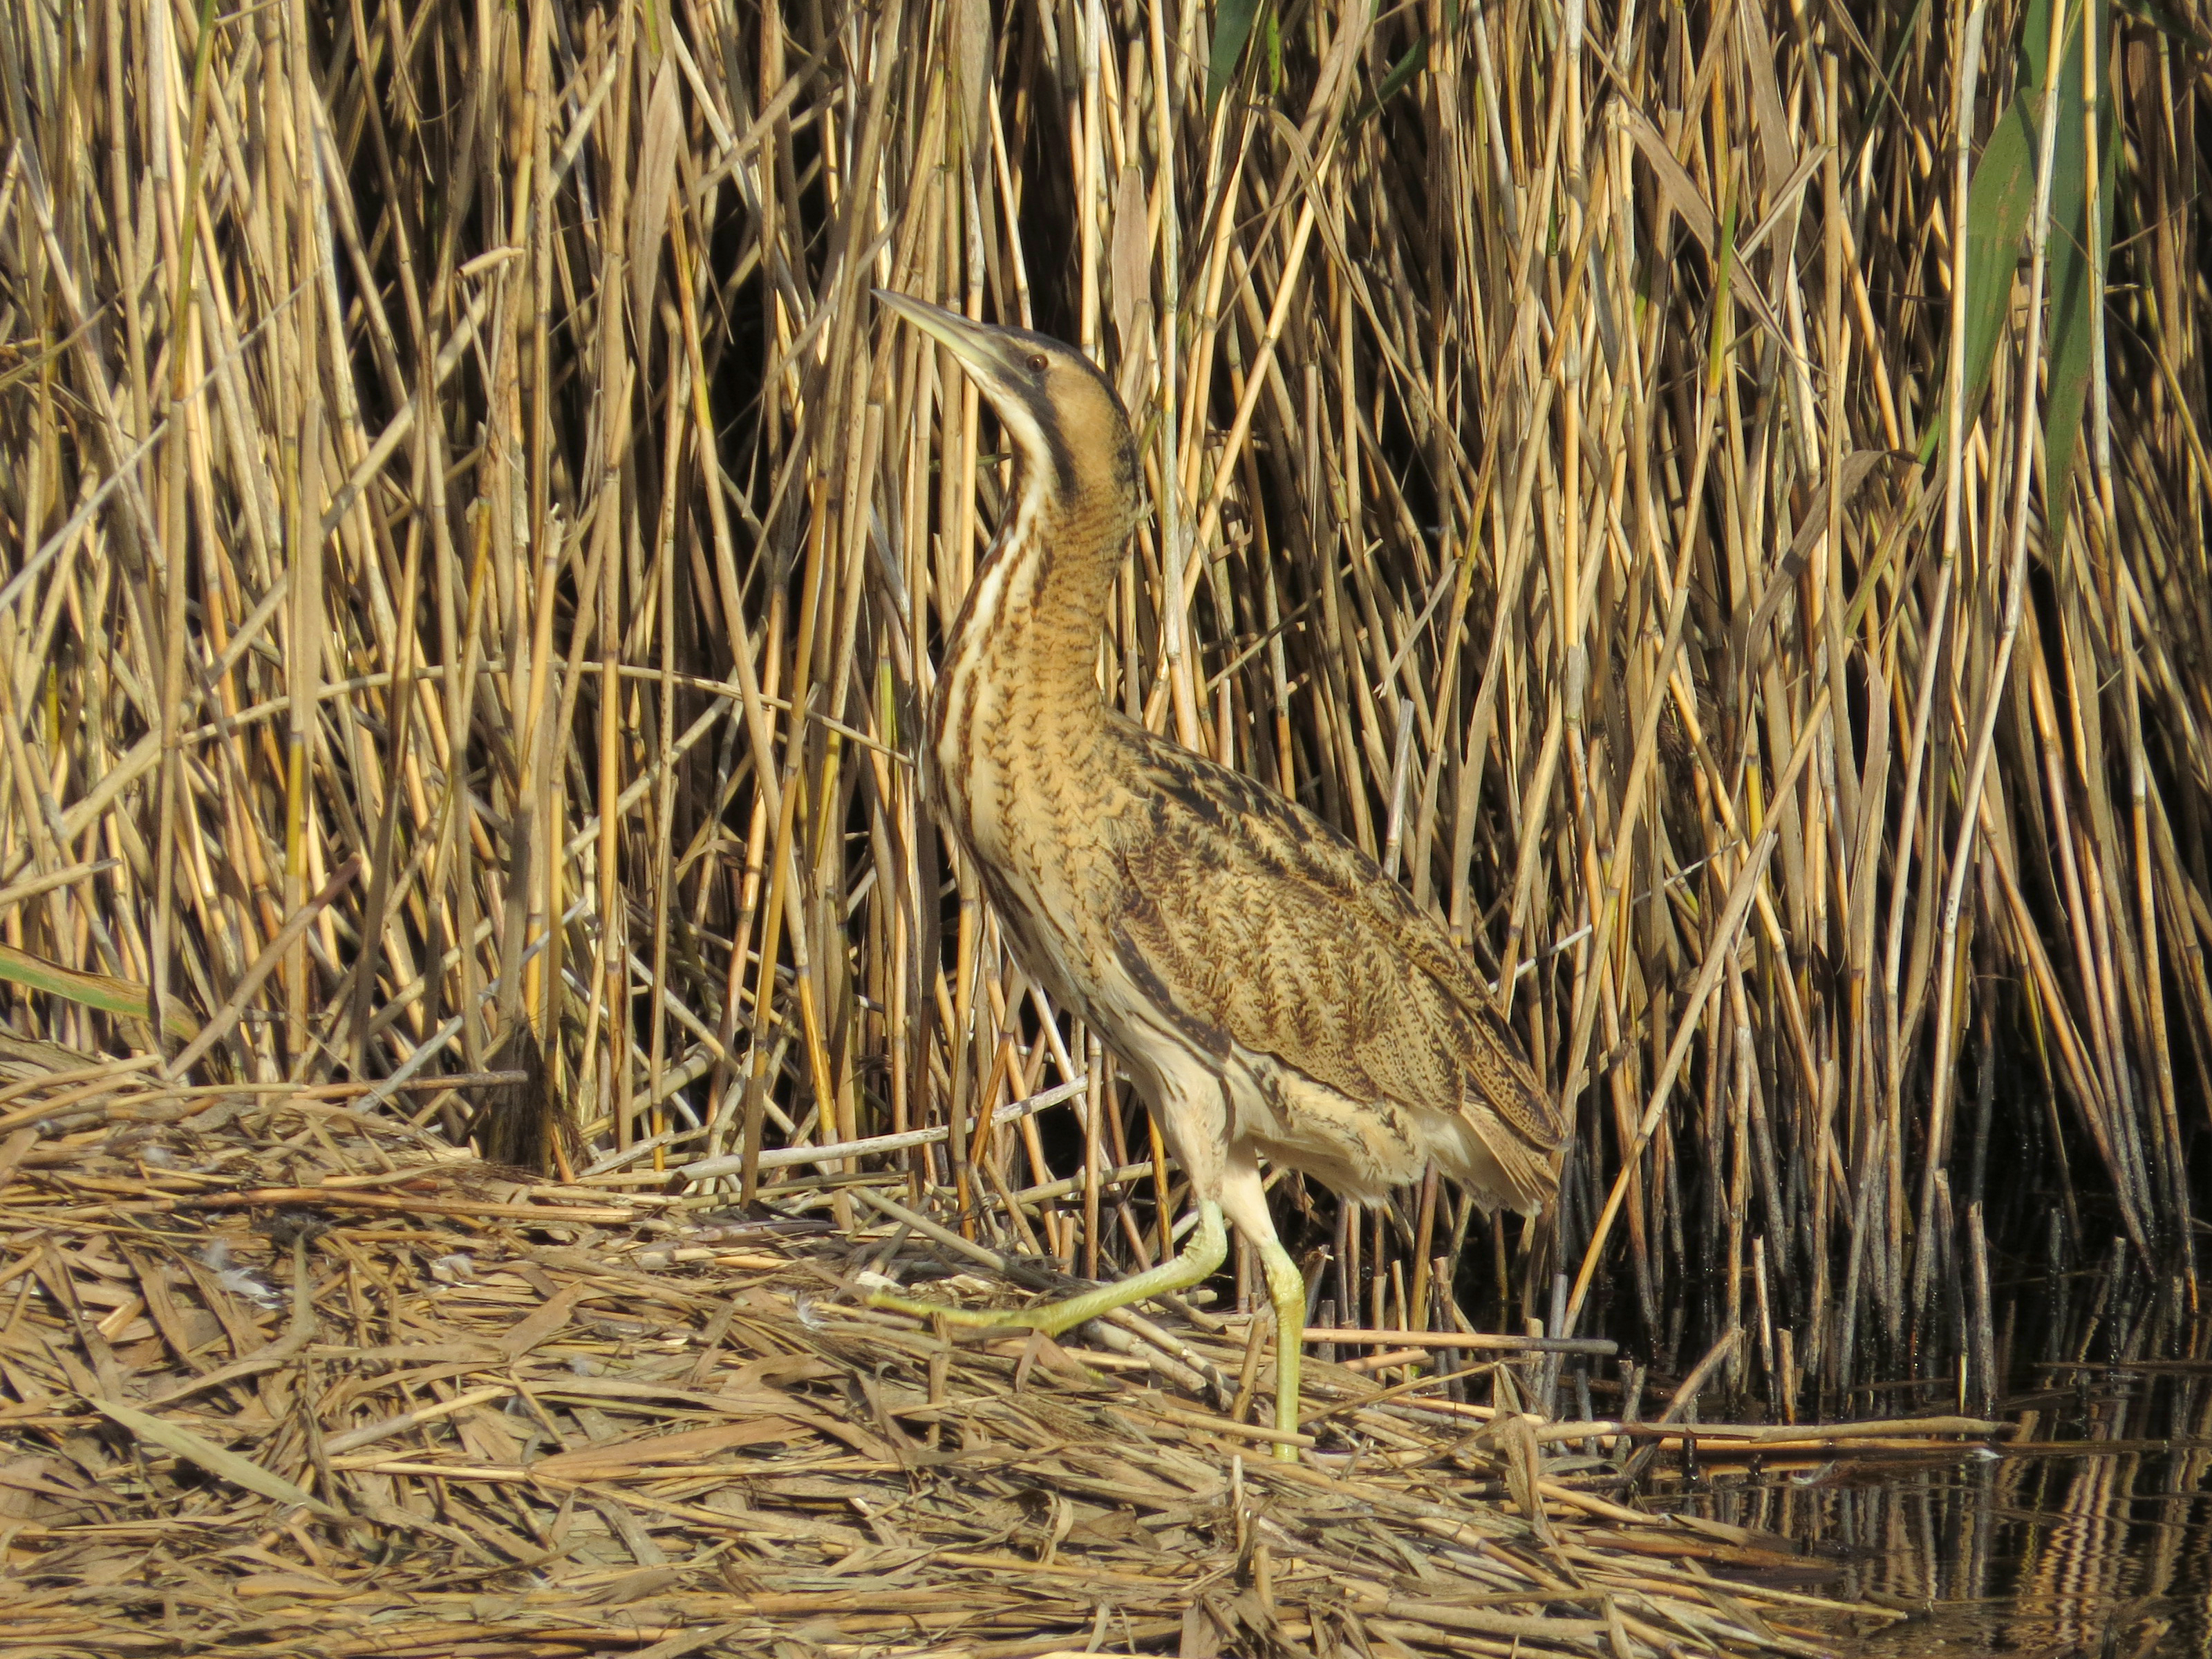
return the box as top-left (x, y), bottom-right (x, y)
top-left (0, 0), bottom-right (2204, 1419)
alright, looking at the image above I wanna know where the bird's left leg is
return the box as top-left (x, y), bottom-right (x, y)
top-left (872, 1082), bottom-right (1233, 1336)
top-left (1217, 1150), bottom-right (1306, 1461)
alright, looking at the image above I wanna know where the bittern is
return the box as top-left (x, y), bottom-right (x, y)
top-left (872, 290), bottom-right (1564, 1457)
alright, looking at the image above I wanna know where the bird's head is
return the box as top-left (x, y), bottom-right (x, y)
top-left (875, 290), bottom-right (1138, 529)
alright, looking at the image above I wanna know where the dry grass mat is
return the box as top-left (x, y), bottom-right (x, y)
top-left (0, 1081), bottom-right (2006, 1657)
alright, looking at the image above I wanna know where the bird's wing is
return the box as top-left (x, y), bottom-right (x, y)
top-left (1106, 726), bottom-right (1564, 1173)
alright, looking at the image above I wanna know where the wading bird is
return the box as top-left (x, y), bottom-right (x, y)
top-left (871, 290), bottom-right (1565, 1456)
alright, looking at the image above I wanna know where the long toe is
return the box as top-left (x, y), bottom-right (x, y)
top-left (866, 1289), bottom-right (1027, 1329)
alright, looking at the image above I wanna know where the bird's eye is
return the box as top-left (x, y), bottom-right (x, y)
top-left (1027, 351), bottom-right (1049, 372)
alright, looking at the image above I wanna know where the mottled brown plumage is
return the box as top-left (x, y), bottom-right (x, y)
top-left (872, 290), bottom-right (1566, 1454)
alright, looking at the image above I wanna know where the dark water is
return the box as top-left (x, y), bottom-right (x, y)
top-left (1647, 1349), bottom-right (2212, 1656)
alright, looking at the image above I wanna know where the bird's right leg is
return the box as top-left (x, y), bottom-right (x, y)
top-left (1218, 1151), bottom-right (1306, 1462)
top-left (868, 1200), bottom-right (1228, 1338)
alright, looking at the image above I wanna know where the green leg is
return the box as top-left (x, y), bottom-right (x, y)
top-left (870, 1200), bottom-right (1228, 1338)
top-left (1254, 1236), bottom-right (1307, 1461)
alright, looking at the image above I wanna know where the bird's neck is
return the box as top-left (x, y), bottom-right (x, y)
top-left (929, 481), bottom-right (1132, 825)
top-left (953, 480), bottom-right (1132, 702)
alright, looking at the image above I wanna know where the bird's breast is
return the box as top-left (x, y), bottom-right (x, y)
top-left (931, 697), bottom-right (1114, 895)
top-left (926, 646), bottom-right (1130, 1020)
top-left (930, 615), bottom-right (1099, 854)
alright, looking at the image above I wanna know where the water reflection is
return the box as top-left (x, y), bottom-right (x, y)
top-left (1647, 1353), bottom-right (2212, 1654)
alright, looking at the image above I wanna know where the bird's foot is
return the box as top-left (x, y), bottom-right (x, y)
top-left (864, 1288), bottom-right (1081, 1337)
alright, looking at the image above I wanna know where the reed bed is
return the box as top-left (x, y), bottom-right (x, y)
top-left (0, 1080), bottom-right (1974, 1656)
top-left (0, 0), bottom-right (2204, 1441)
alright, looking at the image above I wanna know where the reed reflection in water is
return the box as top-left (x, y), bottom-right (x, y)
top-left (1652, 1324), bottom-right (2212, 1656)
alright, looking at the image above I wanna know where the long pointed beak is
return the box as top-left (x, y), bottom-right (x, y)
top-left (875, 289), bottom-right (1072, 498)
top-left (874, 289), bottom-right (1022, 386)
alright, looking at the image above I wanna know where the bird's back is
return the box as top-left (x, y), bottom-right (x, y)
top-left (962, 700), bottom-right (1564, 1215)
